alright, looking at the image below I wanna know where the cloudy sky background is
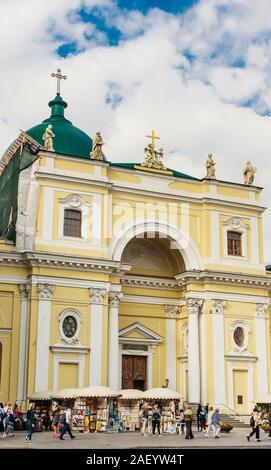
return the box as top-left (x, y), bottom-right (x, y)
top-left (1, 0), bottom-right (271, 261)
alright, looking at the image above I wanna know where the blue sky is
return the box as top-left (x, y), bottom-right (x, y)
top-left (2, 0), bottom-right (271, 256)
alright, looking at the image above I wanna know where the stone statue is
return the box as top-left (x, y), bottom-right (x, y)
top-left (205, 153), bottom-right (216, 179)
top-left (141, 144), bottom-right (165, 170)
top-left (243, 161), bottom-right (257, 185)
top-left (42, 124), bottom-right (55, 151)
top-left (91, 132), bottom-right (105, 160)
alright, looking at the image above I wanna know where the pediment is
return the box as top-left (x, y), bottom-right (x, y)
top-left (119, 322), bottom-right (163, 345)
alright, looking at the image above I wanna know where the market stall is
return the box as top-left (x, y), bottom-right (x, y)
top-left (142, 388), bottom-right (182, 433)
top-left (117, 389), bottom-right (145, 431)
top-left (28, 390), bottom-right (57, 431)
top-left (72, 386), bottom-right (121, 433)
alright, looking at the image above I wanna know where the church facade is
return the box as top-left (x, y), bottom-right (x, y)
top-left (0, 77), bottom-right (270, 416)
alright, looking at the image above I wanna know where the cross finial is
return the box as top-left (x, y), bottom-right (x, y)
top-left (51, 68), bottom-right (67, 96)
top-left (146, 129), bottom-right (160, 160)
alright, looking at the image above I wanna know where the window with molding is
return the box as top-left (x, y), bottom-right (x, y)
top-left (227, 231), bottom-right (242, 256)
top-left (230, 321), bottom-right (250, 353)
top-left (63, 209), bottom-right (82, 237)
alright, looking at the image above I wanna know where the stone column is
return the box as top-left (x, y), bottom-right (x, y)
top-left (255, 303), bottom-right (269, 398)
top-left (17, 284), bottom-right (31, 405)
top-left (35, 284), bottom-right (55, 391)
top-left (186, 298), bottom-right (203, 404)
top-left (108, 291), bottom-right (123, 390)
top-left (89, 288), bottom-right (106, 386)
top-left (212, 299), bottom-right (226, 406)
top-left (164, 305), bottom-right (179, 390)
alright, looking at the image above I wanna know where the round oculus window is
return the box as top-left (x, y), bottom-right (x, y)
top-left (62, 315), bottom-right (77, 338)
top-left (233, 326), bottom-right (245, 348)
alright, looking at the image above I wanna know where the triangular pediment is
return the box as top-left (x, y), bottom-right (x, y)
top-left (119, 322), bottom-right (163, 344)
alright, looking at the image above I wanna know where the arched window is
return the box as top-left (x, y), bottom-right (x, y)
top-left (63, 209), bottom-right (81, 237)
top-left (227, 231), bottom-right (242, 256)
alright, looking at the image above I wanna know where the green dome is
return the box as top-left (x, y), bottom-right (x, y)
top-left (26, 95), bottom-right (95, 159)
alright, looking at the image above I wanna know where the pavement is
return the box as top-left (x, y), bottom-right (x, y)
top-left (1, 427), bottom-right (271, 449)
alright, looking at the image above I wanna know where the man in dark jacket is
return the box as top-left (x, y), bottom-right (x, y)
top-left (152, 405), bottom-right (161, 436)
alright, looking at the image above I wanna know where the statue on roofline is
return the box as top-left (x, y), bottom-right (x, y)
top-left (42, 124), bottom-right (55, 151)
top-left (243, 161), bottom-right (257, 185)
top-left (90, 132), bottom-right (105, 160)
top-left (205, 153), bottom-right (216, 179)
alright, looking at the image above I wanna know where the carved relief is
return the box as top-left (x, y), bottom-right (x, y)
top-left (37, 283), bottom-right (55, 299)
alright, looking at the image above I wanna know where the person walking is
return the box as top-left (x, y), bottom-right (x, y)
top-left (211, 408), bottom-right (222, 438)
top-left (152, 404), bottom-right (161, 436)
top-left (247, 407), bottom-right (262, 442)
top-left (205, 406), bottom-right (214, 437)
top-left (184, 405), bottom-right (194, 439)
top-left (0, 403), bottom-right (5, 434)
top-left (51, 402), bottom-right (60, 438)
top-left (196, 404), bottom-right (201, 431)
top-left (59, 406), bottom-right (76, 440)
top-left (25, 403), bottom-right (35, 444)
top-left (141, 404), bottom-right (149, 436)
top-left (199, 406), bottom-right (207, 431)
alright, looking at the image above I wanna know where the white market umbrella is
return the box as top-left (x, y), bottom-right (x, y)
top-left (118, 389), bottom-right (145, 400)
top-left (50, 388), bottom-right (80, 399)
top-left (75, 386), bottom-right (121, 398)
top-left (29, 390), bottom-right (56, 401)
top-left (143, 388), bottom-right (181, 400)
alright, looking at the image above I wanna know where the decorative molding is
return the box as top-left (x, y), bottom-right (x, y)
top-left (164, 304), bottom-right (180, 318)
top-left (89, 288), bottom-right (107, 304)
top-left (58, 309), bottom-right (83, 345)
top-left (37, 283), bottom-right (55, 299)
top-left (185, 298), bottom-right (203, 315)
top-left (255, 303), bottom-right (269, 317)
top-left (223, 217), bottom-right (247, 231)
top-left (230, 320), bottom-right (250, 353)
top-left (19, 284), bottom-right (31, 299)
top-left (58, 194), bottom-right (91, 208)
top-left (211, 299), bottom-right (226, 315)
top-left (119, 322), bottom-right (163, 345)
top-left (225, 353), bottom-right (257, 362)
top-left (50, 345), bottom-right (89, 354)
top-left (109, 291), bottom-right (123, 308)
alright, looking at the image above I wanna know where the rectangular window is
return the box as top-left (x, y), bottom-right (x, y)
top-left (63, 209), bottom-right (81, 237)
top-left (237, 395), bottom-right (243, 405)
top-left (227, 231), bottom-right (242, 256)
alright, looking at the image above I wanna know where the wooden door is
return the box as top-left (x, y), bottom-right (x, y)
top-left (122, 355), bottom-right (147, 390)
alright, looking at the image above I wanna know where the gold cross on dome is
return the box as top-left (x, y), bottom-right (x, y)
top-left (51, 68), bottom-right (67, 95)
top-left (146, 129), bottom-right (160, 160)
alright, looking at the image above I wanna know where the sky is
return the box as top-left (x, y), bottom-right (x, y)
top-left (1, 0), bottom-right (271, 260)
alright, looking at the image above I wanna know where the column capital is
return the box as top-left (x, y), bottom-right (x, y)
top-left (164, 305), bottom-right (180, 318)
top-left (37, 283), bottom-right (55, 299)
top-left (19, 284), bottom-right (31, 299)
top-left (185, 298), bottom-right (203, 315)
top-left (255, 303), bottom-right (269, 318)
top-left (211, 299), bottom-right (226, 315)
top-left (89, 288), bottom-right (107, 304)
top-left (109, 291), bottom-right (123, 308)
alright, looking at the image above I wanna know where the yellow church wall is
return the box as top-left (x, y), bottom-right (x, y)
top-left (54, 158), bottom-right (96, 175)
top-left (218, 185), bottom-right (250, 199)
top-left (30, 267), bottom-right (109, 283)
top-left (122, 286), bottom-right (182, 299)
top-left (168, 180), bottom-right (203, 194)
top-left (0, 240), bottom-right (15, 252)
top-left (108, 170), bottom-right (142, 184)
top-left (0, 333), bottom-right (12, 404)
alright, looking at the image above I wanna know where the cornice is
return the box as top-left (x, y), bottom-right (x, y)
top-left (0, 250), bottom-right (132, 275)
top-left (35, 171), bottom-right (113, 189)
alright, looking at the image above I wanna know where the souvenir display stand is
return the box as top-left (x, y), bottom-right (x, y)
top-left (117, 389), bottom-right (145, 431)
top-left (72, 386), bottom-right (121, 433)
top-left (142, 388), bottom-right (181, 433)
top-left (28, 390), bottom-right (56, 431)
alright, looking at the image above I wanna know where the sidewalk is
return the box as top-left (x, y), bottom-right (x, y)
top-left (1, 427), bottom-right (271, 449)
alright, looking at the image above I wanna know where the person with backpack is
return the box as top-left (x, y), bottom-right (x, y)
top-left (25, 403), bottom-right (35, 444)
top-left (184, 405), bottom-right (194, 439)
top-left (247, 407), bottom-right (262, 442)
top-left (59, 406), bottom-right (76, 440)
top-left (152, 404), bottom-right (161, 436)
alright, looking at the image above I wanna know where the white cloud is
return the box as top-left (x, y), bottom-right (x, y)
top-left (1, 0), bottom-right (271, 259)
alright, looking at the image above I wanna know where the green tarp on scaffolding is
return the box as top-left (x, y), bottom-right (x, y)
top-left (0, 144), bottom-right (39, 242)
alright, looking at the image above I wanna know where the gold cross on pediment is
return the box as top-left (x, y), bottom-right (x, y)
top-left (51, 68), bottom-right (67, 96)
top-left (146, 129), bottom-right (160, 160)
